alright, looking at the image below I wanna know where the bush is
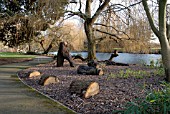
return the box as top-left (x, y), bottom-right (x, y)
top-left (113, 82), bottom-right (170, 114)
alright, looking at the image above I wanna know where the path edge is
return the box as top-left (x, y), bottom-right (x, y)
top-left (17, 66), bottom-right (77, 114)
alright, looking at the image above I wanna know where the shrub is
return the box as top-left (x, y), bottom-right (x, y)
top-left (113, 82), bottom-right (170, 114)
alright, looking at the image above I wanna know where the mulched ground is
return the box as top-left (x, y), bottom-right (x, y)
top-left (18, 60), bottom-right (165, 114)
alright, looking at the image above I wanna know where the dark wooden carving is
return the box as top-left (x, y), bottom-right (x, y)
top-left (56, 42), bottom-right (74, 67)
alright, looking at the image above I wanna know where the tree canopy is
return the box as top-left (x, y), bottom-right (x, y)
top-left (0, 0), bottom-right (68, 48)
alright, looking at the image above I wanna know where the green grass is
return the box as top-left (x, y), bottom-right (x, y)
top-left (108, 69), bottom-right (149, 79)
top-left (0, 52), bottom-right (35, 58)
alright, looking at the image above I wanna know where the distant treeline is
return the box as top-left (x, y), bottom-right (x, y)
top-left (94, 48), bottom-right (161, 54)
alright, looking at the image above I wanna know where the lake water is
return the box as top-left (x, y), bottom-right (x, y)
top-left (49, 52), bottom-right (162, 65)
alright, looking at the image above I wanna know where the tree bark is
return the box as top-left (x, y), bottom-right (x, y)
top-left (167, 24), bottom-right (170, 43)
top-left (56, 42), bottom-right (74, 67)
top-left (158, 0), bottom-right (170, 82)
top-left (84, 0), bottom-right (111, 60)
top-left (72, 54), bottom-right (86, 61)
top-left (69, 80), bottom-right (99, 98)
top-left (43, 43), bottom-right (52, 54)
top-left (160, 36), bottom-right (170, 82)
top-left (42, 38), bottom-right (55, 54)
top-left (84, 20), bottom-right (96, 60)
top-left (38, 75), bottom-right (59, 86)
top-left (77, 65), bottom-right (104, 75)
top-left (142, 0), bottom-right (170, 82)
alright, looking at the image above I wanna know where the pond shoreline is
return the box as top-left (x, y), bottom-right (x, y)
top-left (48, 51), bottom-right (161, 66)
top-left (70, 48), bottom-right (161, 54)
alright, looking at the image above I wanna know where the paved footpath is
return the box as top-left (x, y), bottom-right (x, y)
top-left (0, 56), bottom-right (75, 114)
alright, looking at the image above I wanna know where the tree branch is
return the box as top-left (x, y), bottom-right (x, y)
top-left (94, 23), bottom-right (131, 39)
top-left (85, 0), bottom-right (92, 18)
top-left (142, 0), bottom-right (160, 38)
top-left (78, 0), bottom-right (82, 13)
top-left (94, 28), bottom-right (131, 42)
top-left (104, 1), bottom-right (142, 12)
top-left (91, 0), bottom-right (111, 24)
top-left (66, 11), bottom-right (87, 20)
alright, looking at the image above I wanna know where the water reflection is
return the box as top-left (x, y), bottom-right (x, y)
top-left (49, 52), bottom-right (162, 65)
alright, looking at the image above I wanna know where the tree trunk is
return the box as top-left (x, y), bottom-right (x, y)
top-left (43, 43), bottom-right (52, 54)
top-left (38, 75), bottom-right (59, 86)
top-left (43, 38), bottom-right (55, 54)
top-left (40, 40), bottom-right (46, 52)
top-left (28, 42), bottom-right (31, 52)
top-left (87, 40), bottom-right (96, 60)
top-left (164, 50), bottom-right (170, 82)
top-left (28, 71), bottom-right (41, 78)
top-left (142, 0), bottom-right (170, 82)
top-left (160, 36), bottom-right (170, 81)
top-left (77, 65), bottom-right (104, 75)
top-left (84, 21), bottom-right (96, 60)
top-left (167, 24), bottom-right (170, 43)
top-left (158, 0), bottom-right (170, 82)
top-left (83, 0), bottom-right (111, 61)
top-left (69, 80), bottom-right (99, 98)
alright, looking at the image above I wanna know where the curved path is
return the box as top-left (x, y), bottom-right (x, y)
top-left (0, 56), bottom-right (75, 114)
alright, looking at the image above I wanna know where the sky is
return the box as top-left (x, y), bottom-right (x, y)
top-left (65, 0), bottom-right (170, 44)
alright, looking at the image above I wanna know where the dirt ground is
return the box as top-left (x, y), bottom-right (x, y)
top-left (18, 60), bottom-right (164, 114)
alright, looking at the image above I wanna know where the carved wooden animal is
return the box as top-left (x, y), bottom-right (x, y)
top-left (57, 42), bottom-right (74, 67)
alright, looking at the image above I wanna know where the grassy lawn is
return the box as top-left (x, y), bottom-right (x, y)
top-left (0, 52), bottom-right (36, 58)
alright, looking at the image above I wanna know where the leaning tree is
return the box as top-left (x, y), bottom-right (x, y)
top-left (142, 0), bottom-right (170, 81)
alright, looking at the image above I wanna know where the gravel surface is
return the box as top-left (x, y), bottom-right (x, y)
top-left (18, 60), bottom-right (164, 114)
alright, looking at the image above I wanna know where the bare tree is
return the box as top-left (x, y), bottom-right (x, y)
top-left (142, 0), bottom-right (170, 81)
top-left (66, 0), bottom-right (144, 60)
top-left (66, 0), bottom-right (111, 60)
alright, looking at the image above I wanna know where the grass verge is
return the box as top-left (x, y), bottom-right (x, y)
top-left (0, 52), bottom-right (35, 58)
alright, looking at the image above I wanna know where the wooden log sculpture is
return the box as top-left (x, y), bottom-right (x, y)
top-left (38, 75), bottom-right (59, 86)
top-left (72, 54), bottom-right (86, 61)
top-left (87, 60), bottom-right (99, 68)
top-left (77, 65), bottom-right (104, 75)
top-left (28, 71), bottom-right (41, 78)
top-left (108, 50), bottom-right (119, 61)
top-left (105, 61), bottom-right (129, 66)
top-left (69, 80), bottom-right (100, 98)
top-left (57, 41), bottom-right (74, 67)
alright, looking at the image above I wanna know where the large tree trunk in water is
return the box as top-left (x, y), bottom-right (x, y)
top-left (84, 21), bottom-right (96, 60)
